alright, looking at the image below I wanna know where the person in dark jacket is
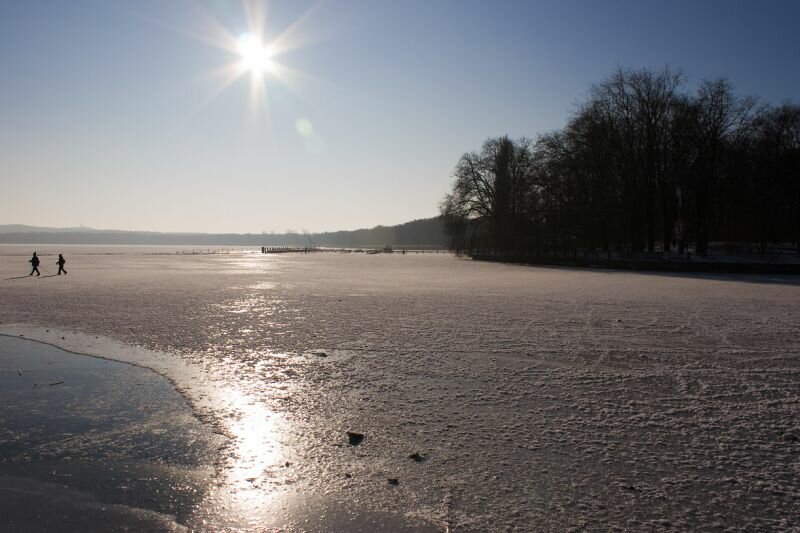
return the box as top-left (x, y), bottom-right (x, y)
top-left (56, 254), bottom-right (67, 275)
top-left (29, 252), bottom-right (40, 276)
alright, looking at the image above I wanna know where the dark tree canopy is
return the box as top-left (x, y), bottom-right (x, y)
top-left (441, 67), bottom-right (800, 255)
top-left (440, 136), bottom-right (536, 250)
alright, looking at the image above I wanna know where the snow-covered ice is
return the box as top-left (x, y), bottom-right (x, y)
top-left (1, 246), bottom-right (798, 531)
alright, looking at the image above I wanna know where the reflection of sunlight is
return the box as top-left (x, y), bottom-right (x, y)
top-left (224, 386), bottom-right (281, 482)
top-left (214, 385), bottom-right (289, 523)
top-left (220, 254), bottom-right (280, 274)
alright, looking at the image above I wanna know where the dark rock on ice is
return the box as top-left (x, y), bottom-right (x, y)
top-left (347, 431), bottom-right (364, 445)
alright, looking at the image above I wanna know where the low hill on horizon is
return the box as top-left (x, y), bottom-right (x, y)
top-left (0, 224), bottom-right (98, 234)
top-left (0, 218), bottom-right (447, 248)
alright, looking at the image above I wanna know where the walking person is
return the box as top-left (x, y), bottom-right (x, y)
top-left (56, 254), bottom-right (67, 275)
top-left (29, 252), bottom-right (41, 276)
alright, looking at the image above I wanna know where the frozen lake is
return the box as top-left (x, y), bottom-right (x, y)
top-left (1, 246), bottom-right (799, 530)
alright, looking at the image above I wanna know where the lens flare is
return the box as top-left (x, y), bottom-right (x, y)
top-left (295, 118), bottom-right (313, 136)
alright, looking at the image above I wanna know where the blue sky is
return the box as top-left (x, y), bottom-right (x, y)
top-left (1, 0), bottom-right (798, 233)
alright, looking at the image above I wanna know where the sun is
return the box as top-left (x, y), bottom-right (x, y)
top-left (236, 33), bottom-right (274, 75)
top-left (156, 1), bottom-right (323, 119)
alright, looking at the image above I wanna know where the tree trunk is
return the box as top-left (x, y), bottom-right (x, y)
top-left (661, 194), bottom-right (672, 253)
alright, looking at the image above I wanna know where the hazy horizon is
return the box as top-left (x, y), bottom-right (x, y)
top-left (2, 0), bottom-right (799, 233)
top-left (0, 216), bottom-right (438, 235)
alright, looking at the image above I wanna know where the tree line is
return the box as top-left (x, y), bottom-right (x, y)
top-left (440, 67), bottom-right (800, 255)
top-left (0, 218), bottom-right (447, 248)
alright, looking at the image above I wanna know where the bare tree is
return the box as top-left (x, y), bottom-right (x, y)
top-left (747, 103), bottom-right (800, 251)
top-left (691, 78), bottom-right (757, 253)
top-left (588, 67), bottom-right (684, 251)
top-left (441, 68), bottom-right (799, 258)
top-left (440, 136), bottom-right (536, 252)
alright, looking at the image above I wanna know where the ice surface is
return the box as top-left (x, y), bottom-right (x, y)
top-left (1, 246), bottom-right (799, 531)
top-left (0, 335), bottom-right (220, 531)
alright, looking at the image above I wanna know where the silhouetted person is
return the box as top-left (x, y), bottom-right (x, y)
top-left (56, 254), bottom-right (67, 275)
top-left (29, 252), bottom-right (40, 276)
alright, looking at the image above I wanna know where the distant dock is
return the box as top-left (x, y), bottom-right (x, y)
top-left (260, 246), bottom-right (450, 255)
top-left (261, 246), bottom-right (319, 254)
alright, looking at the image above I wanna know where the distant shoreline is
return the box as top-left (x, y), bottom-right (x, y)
top-left (0, 218), bottom-right (448, 248)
